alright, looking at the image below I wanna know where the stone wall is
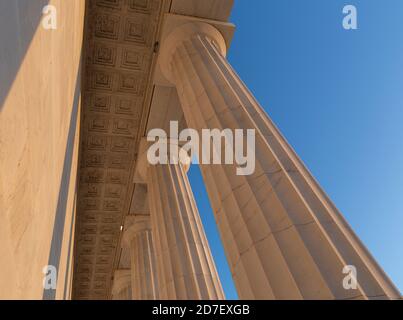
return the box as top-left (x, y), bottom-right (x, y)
top-left (0, 0), bottom-right (85, 299)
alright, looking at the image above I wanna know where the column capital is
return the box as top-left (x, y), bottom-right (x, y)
top-left (111, 269), bottom-right (131, 296)
top-left (159, 21), bottom-right (227, 84)
top-left (122, 215), bottom-right (151, 248)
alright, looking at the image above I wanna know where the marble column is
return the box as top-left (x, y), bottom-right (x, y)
top-left (111, 269), bottom-right (132, 300)
top-left (122, 215), bottom-right (159, 300)
top-left (158, 22), bottom-right (401, 300)
top-left (146, 155), bottom-right (224, 300)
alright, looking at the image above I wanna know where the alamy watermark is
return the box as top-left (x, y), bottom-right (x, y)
top-left (343, 5), bottom-right (358, 30)
top-left (42, 5), bottom-right (57, 30)
top-left (342, 265), bottom-right (358, 290)
top-left (42, 265), bottom-right (57, 290)
top-left (147, 121), bottom-right (256, 176)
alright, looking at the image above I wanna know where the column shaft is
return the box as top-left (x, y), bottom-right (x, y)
top-left (123, 215), bottom-right (159, 300)
top-left (164, 24), bottom-right (401, 300)
top-left (147, 162), bottom-right (224, 300)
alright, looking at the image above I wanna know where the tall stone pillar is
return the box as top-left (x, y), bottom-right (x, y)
top-left (158, 22), bottom-right (401, 300)
top-left (146, 154), bottom-right (224, 300)
top-left (111, 270), bottom-right (132, 300)
top-left (122, 215), bottom-right (159, 300)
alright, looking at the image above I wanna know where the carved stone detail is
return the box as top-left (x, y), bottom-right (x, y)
top-left (73, 0), bottom-right (162, 300)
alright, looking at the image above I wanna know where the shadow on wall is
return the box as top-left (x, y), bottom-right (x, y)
top-left (43, 62), bottom-right (81, 300)
top-left (0, 0), bottom-right (50, 111)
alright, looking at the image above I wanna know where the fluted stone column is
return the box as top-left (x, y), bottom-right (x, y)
top-left (122, 215), bottom-right (159, 300)
top-left (146, 156), bottom-right (224, 300)
top-left (158, 22), bottom-right (402, 300)
top-left (111, 270), bottom-right (132, 300)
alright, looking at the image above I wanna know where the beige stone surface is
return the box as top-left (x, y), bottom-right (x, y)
top-left (158, 21), bottom-right (402, 300)
top-left (122, 215), bottom-right (159, 300)
top-left (0, 0), bottom-right (85, 299)
top-left (146, 86), bottom-right (187, 138)
top-left (111, 269), bottom-right (132, 300)
top-left (147, 158), bottom-right (224, 299)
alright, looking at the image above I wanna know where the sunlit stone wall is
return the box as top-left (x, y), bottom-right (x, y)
top-left (0, 0), bottom-right (85, 299)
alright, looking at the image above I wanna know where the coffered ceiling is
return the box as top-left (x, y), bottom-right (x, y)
top-left (73, 0), bottom-right (164, 300)
top-left (73, 0), bottom-right (234, 300)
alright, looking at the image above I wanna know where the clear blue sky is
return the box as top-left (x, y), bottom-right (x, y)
top-left (188, 0), bottom-right (403, 299)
